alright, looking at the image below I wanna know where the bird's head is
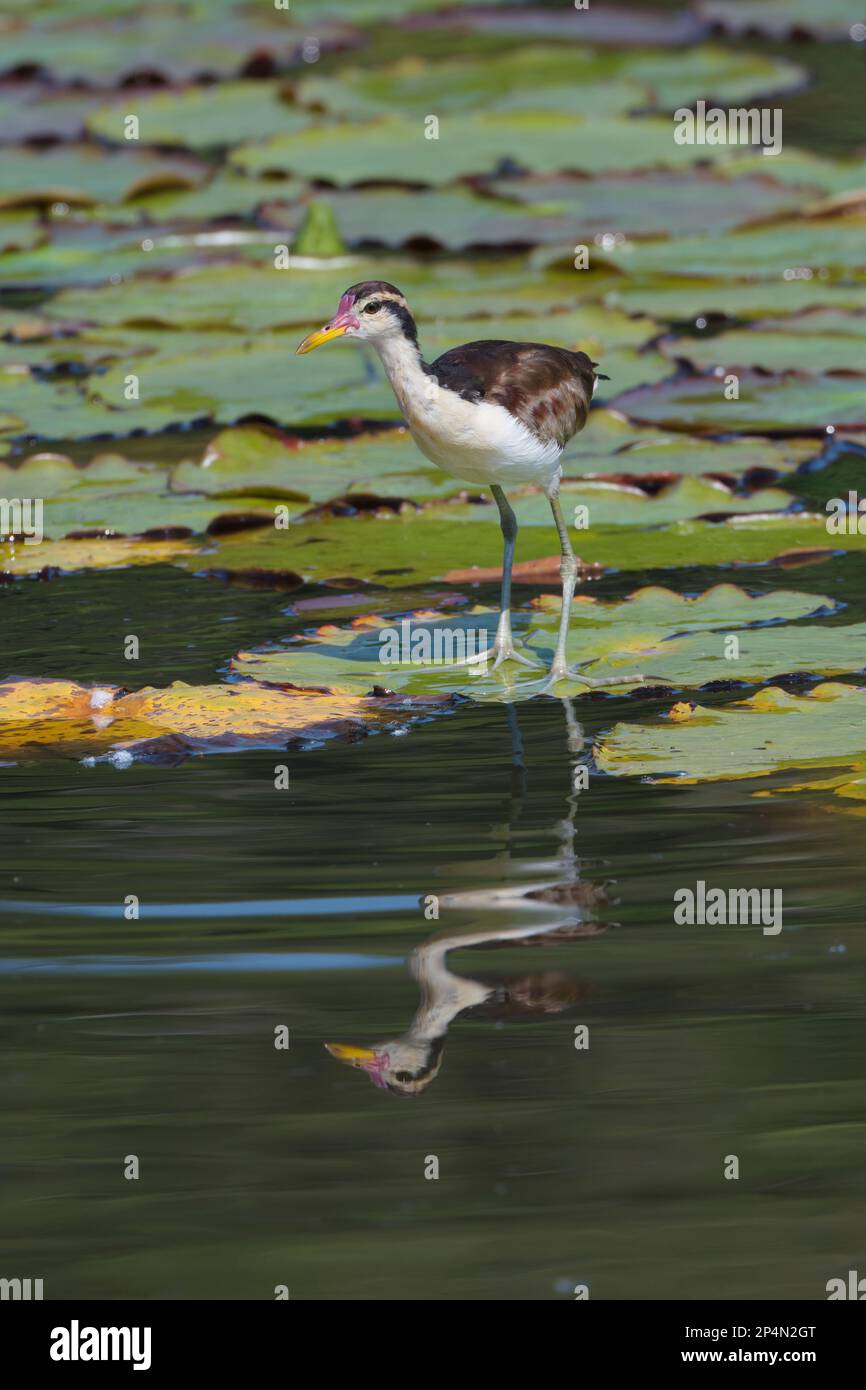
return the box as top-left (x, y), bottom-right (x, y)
top-left (325, 1035), bottom-right (443, 1097)
top-left (296, 281), bottom-right (417, 355)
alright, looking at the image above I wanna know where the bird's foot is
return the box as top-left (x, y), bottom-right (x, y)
top-left (432, 638), bottom-right (542, 673)
top-left (538, 663), bottom-right (645, 695)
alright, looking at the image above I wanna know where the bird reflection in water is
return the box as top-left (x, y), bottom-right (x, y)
top-left (326, 700), bottom-right (611, 1097)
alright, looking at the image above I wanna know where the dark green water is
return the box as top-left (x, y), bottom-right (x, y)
top-left (2, 561), bottom-right (864, 1300)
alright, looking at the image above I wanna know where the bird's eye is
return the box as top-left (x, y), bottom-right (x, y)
top-left (363, 301), bottom-right (382, 314)
top-left (394, 1071), bottom-right (413, 1083)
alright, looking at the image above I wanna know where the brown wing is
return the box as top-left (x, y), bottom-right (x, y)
top-left (426, 340), bottom-right (599, 449)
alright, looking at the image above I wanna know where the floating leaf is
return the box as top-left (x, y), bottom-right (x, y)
top-left (0, 14), bottom-right (356, 85)
top-left (0, 212), bottom-right (43, 253)
top-left (230, 113), bottom-right (735, 186)
top-left (561, 411), bottom-right (814, 480)
top-left (486, 169), bottom-right (810, 238)
top-left (259, 185), bottom-right (578, 251)
top-left (597, 683), bottom-right (866, 786)
top-left (696, 0), bottom-right (856, 41)
top-left (409, 4), bottom-right (710, 46)
top-left (50, 304), bottom-right (664, 436)
top-left (0, 676), bottom-right (422, 760)
top-left (231, 584), bottom-right (844, 698)
top-left (87, 82), bottom-right (313, 150)
top-left (601, 215), bottom-right (866, 279)
top-left (295, 44), bottom-right (804, 119)
top-left (661, 309), bottom-right (866, 375)
top-left (614, 374), bottom-right (866, 433)
top-left (170, 426), bottom-right (462, 504)
top-left (0, 145), bottom-right (209, 210)
top-left (604, 276), bottom-right (866, 322)
top-left (47, 258), bottom-right (595, 332)
top-left (0, 534), bottom-right (196, 579)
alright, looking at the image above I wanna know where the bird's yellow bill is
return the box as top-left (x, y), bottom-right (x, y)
top-left (325, 1042), bottom-right (377, 1063)
top-left (296, 324), bottom-right (348, 354)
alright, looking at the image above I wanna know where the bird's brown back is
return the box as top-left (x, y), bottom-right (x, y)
top-left (426, 340), bottom-right (599, 450)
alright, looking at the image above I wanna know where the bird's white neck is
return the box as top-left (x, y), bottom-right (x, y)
top-left (372, 333), bottom-right (430, 418)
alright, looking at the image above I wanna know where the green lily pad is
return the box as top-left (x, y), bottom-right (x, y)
top-left (293, 50), bottom-right (644, 120)
top-left (561, 411), bottom-right (815, 479)
top-left (172, 509), bottom-right (866, 594)
top-left (86, 82), bottom-right (313, 150)
top-left (0, 14), bottom-right (355, 85)
top-left (230, 582), bottom-right (844, 699)
top-left (0, 213), bottom-right (43, 253)
top-left (603, 277), bottom-right (866, 323)
top-left (0, 448), bottom-right (282, 540)
top-left (486, 169), bottom-right (810, 238)
top-left (723, 149), bottom-right (866, 197)
top-left (0, 145), bottom-right (208, 210)
top-left (294, 44), bottom-right (804, 120)
top-left (0, 86), bottom-right (101, 141)
top-left (62, 304), bottom-right (669, 435)
top-left (613, 374), bottom-right (866, 434)
top-left (409, 5), bottom-right (709, 46)
top-left (510, 475), bottom-right (793, 527)
top-left (415, 475), bottom-right (792, 528)
top-left (661, 309), bottom-right (866, 375)
top-left (47, 258), bottom-right (598, 331)
top-left (601, 215), bottom-right (866, 279)
top-left (696, 0), bottom-right (857, 41)
top-left (259, 186), bottom-right (579, 251)
top-left (597, 683), bottom-right (866, 787)
top-left (131, 172), bottom-right (306, 224)
top-left (230, 113), bottom-right (735, 186)
top-left (170, 426), bottom-right (462, 504)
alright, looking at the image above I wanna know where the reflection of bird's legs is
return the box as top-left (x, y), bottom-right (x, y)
top-left (541, 485), bottom-right (644, 693)
top-left (505, 701), bottom-right (527, 802)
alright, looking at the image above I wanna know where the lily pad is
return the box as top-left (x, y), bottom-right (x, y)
top-left (47, 258), bottom-right (596, 332)
top-left (294, 44), bottom-right (804, 119)
top-left (230, 583), bottom-right (846, 698)
top-left (408, 4), bottom-right (710, 46)
top-left (66, 304), bottom-right (670, 434)
top-left (0, 86), bottom-right (101, 141)
top-left (0, 212), bottom-right (43, 253)
top-left (0, 14), bottom-right (356, 85)
top-left (170, 426), bottom-right (465, 504)
top-left (561, 411), bottom-right (815, 479)
top-left (259, 186), bottom-right (579, 251)
top-left (0, 145), bottom-right (209, 210)
top-left (723, 149), bottom-right (866, 197)
top-left (601, 215), bottom-right (866, 279)
top-left (613, 374), bottom-right (866, 434)
top-left (86, 82), bottom-right (313, 151)
top-left (696, 0), bottom-right (857, 41)
top-left (486, 169), bottom-right (810, 238)
top-left (181, 510), bottom-right (866, 592)
top-left (597, 683), bottom-right (866, 786)
top-left (0, 676), bottom-right (417, 760)
top-left (661, 309), bottom-right (866, 375)
top-left (230, 113), bottom-right (736, 186)
top-left (510, 475), bottom-right (793, 527)
top-left (603, 277), bottom-right (866, 323)
top-left (0, 447), bottom-right (285, 541)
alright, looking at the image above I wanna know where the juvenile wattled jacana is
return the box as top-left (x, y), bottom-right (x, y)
top-left (297, 281), bottom-right (644, 691)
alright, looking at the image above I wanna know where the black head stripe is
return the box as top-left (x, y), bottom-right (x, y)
top-left (343, 280), bottom-right (406, 305)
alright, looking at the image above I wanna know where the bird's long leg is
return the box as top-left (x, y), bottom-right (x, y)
top-left (429, 485), bottom-right (540, 671)
top-left (541, 486), bottom-right (644, 694)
